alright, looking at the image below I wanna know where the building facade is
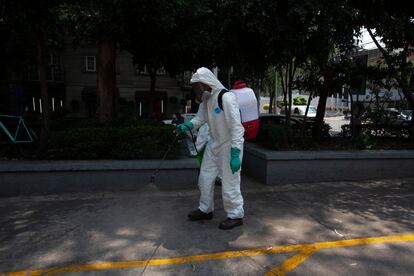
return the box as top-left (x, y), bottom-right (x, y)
top-left (0, 37), bottom-right (194, 120)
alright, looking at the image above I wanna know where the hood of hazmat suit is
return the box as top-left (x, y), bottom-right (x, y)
top-left (190, 67), bottom-right (226, 92)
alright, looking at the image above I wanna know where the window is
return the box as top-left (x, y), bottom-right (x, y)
top-left (47, 54), bottom-right (62, 81)
top-left (85, 56), bottom-right (96, 72)
top-left (28, 54), bottom-right (62, 81)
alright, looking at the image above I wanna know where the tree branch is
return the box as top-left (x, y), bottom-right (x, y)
top-left (366, 28), bottom-right (389, 63)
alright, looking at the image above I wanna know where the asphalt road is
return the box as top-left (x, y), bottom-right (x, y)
top-left (1, 176), bottom-right (413, 275)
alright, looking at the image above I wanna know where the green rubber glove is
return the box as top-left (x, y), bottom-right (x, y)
top-left (230, 147), bottom-right (241, 174)
top-left (176, 121), bottom-right (193, 134)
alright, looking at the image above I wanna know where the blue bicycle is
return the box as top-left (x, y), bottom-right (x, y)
top-left (0, 114), bottom-right (38, 157)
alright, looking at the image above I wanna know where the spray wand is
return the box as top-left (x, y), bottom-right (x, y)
top-left (149, 125), bottom-right (198, 184)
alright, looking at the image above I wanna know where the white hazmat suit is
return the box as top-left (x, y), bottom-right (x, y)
top-left (190, 67), bottom-right (245, 219)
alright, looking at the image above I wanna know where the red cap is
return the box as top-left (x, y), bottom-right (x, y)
top-left (232, 80), bottom-right (247, 89)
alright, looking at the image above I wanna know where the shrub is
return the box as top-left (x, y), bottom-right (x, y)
top-left (256, 124), bottom-right (289, 149)
top-left (48, 125), bottom-right (181, 159)
top-left (293, 96), bottom-right (307, 105)
top-left (277, 99), bottom-right (288, 109)
top-left (49, 118), bottom-right (165, 132)
top-left (255, 120), bottom-right (331, 150)
top-left (118, 98), bottom-right (135, 119)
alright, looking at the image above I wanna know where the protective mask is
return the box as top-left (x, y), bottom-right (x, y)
top-left (201, 91), bottom-right (212, 101)
top-left (195, 90), bottom-right (212, 103)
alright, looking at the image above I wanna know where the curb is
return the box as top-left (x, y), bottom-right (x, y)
top-left (0, 159), bottom-right (200, 196)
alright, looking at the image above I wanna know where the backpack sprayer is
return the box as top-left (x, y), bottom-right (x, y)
top-left (149, 125), bottom-right (198, 184)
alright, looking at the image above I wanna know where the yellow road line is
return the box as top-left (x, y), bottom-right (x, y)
top-left (313, 234), bottom-right (414, 249)
top-left (4, 234), bottom-right (414, 275)
top-left (265, 246), bottom-right (318, 276)
top-left (7, 245), bottom-right (305, 276)
top-left (266, 234), bottom-right (414, 276)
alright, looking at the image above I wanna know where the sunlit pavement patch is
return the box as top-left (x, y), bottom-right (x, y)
top-left (3, 234), bottom-right (414, 276)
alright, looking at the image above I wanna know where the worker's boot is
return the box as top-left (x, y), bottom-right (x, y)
top-left (188, 209), bottom-right (213, 221)
top-left (218, 218), bottom-right (243, 230)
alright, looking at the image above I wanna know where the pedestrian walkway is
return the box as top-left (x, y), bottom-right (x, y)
top-left (1, 177), bottom-right (413, 275)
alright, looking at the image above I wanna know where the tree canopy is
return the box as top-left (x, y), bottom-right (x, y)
top-left (2, 0), bottom-right (413, 137)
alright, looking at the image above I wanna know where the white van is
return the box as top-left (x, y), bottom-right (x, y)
top-left (280, 105), bottom-right (317, 118)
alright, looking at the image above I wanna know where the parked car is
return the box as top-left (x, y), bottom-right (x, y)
top-left (182, 113), bottom-right (197, 122)
top-left (259, 114), bottom-right (303, 126)
top-left (259, 114), bottom-right (330, 138)
top-left (384, 109), bottom-right (410, 126)
top-left (162, 113), bottom-right (196, 125)
top-left (400, 110), bottom-right (412, 121)
top-left (363, 109), bottom-right (410, 126)
top-left (162, 118), bottom-right (173, 125)
top-left (280, 105), bottom-right (317, 118)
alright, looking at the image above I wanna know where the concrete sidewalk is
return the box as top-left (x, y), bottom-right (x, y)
top-left (1, 176), bottom-right (414, 275)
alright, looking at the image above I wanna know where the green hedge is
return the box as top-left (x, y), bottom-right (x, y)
top-left (255, 123), bottom-right (413, 150)
top-left (255, 124), bottom-right (315, 149)
top-left (49, 118), bottom-right (163, 131)
top-left (293, 96), bottom-right (307, 105)
top-left (256, 124), bottom-right (289, 149)
top-left (48, 125), bottom-right (181, 159)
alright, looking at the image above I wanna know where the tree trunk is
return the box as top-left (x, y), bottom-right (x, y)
top-left (397, 76), bottom-right (414, 140)
top-left (35, 29), bottom-right (50, 154)
top-left (313, 66), bottom-right (332, 140)
top-left (97, 41), bottom-right (116, 124)
top-left (269, 92), bottom-right (274, 113)
top-left (400, 87), bottom-right (414, 139)
top-left (301, 90), bottom-right (314, 138)
top-left (279, 66), bottom-right (291, 140)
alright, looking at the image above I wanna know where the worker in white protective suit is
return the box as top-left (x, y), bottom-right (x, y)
top-left (176, 67), bottom-right (245, 230)
top-left (194, 79), bottom-right (258, 185)
top-left (194, 123), bottom-right (222, 186)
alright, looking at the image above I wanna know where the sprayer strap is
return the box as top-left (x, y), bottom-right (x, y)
top-left (218, 89), bottom-right (228, 112)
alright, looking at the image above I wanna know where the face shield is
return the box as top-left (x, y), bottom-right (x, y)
top-left (190, 67), bottom-right (226, 103)
top-left (193, 82), bottom-right (212, 103)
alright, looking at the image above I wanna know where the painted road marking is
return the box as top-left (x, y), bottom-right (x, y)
top-left (265, 246), bottom-right (317, 276)
top-left (3, 234), bottom-right (414, 276)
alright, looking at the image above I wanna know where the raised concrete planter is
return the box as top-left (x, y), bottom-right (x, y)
top-left (0, 159), bottom-right (199, 196)
top-left (2, 145), bottom-right (413, 195)
top-left (243, 142), bottom-right (414, 185)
